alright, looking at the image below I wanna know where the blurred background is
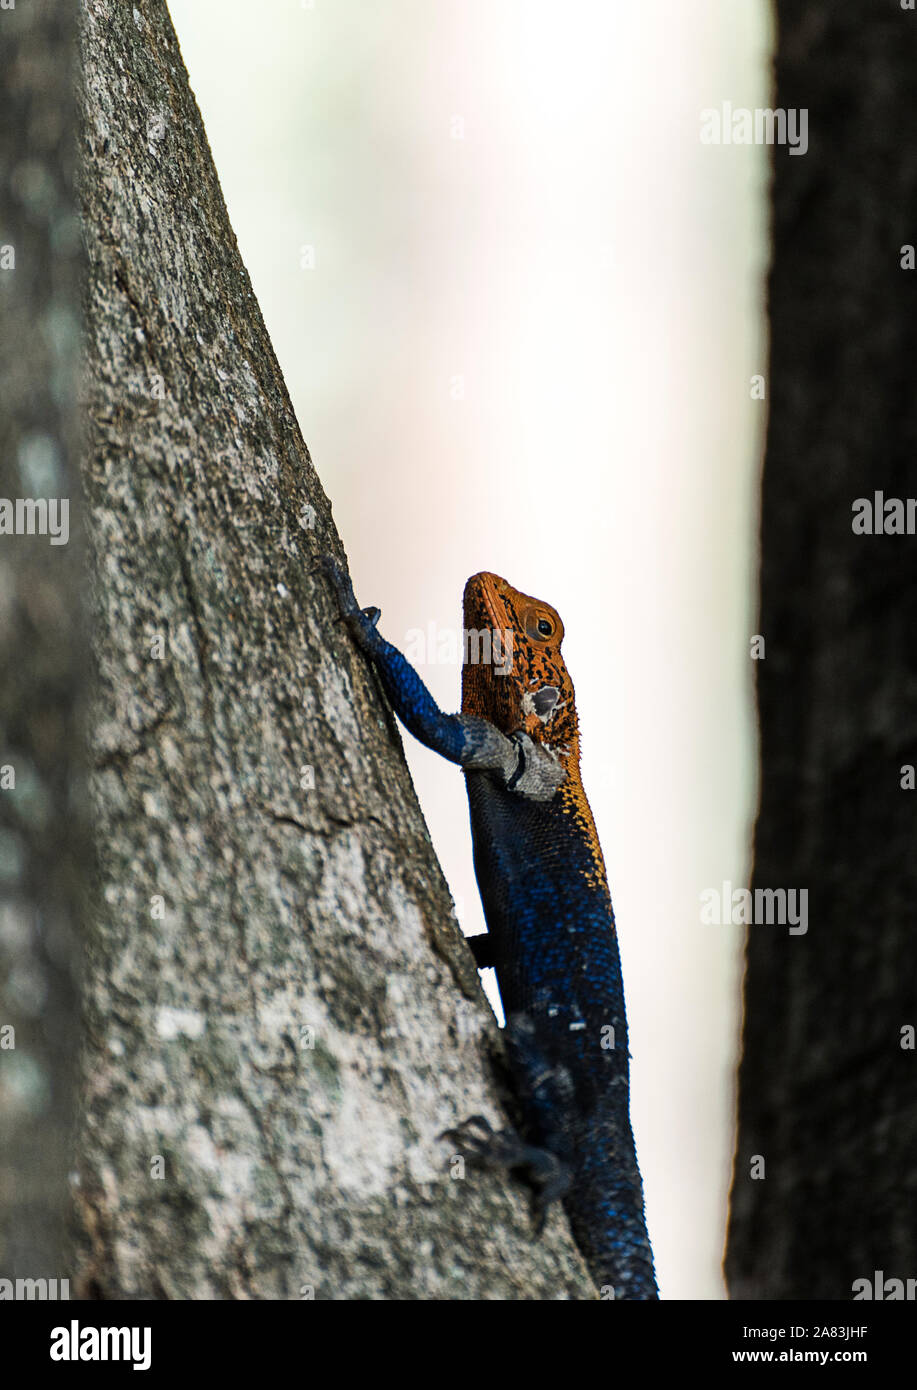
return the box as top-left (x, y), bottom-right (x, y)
top-left (168, 0), bottom-right (771, 1298)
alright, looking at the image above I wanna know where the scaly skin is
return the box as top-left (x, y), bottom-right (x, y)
top-left (323, 558), bottom-right (657, 1299)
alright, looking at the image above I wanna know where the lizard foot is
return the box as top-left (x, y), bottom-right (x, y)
top-left (441, 1114), bottom-right (570, 1233)
top-left (320, 555), bottom-right (383, 649)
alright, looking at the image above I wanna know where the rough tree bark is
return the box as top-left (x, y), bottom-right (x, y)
top-left (0, 3), bottom-right (86, 1283)
top-left (726, 2), bottom-right (917, 1299)
top-left (67, 0), bottom-right (593, 1298)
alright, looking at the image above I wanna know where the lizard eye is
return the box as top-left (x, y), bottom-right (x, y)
top-left (527, 614), bottom-right (555, 641)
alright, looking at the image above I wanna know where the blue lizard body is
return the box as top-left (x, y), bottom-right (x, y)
top-left (323, 558), bottom-right (657, 1299)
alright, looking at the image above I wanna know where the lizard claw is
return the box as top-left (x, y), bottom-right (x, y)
top-left (440, 1114), bottom-right (495, 1152)
top-left (320, 554), bottom-right (360, 617)
top-left (320, 555), bottom-right (384, 652)
top-left (441, 1113), bottom-right (570, 1228)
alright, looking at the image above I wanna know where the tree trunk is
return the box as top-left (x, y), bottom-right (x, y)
top-left (726, 1), bottom-right (917, 1299)
top-left (67, 0), bottom-right (592, 1299)
top-left (0, 1), bottom-right (86, 1284)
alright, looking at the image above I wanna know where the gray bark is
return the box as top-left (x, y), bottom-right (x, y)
top-left (0, 2), bottom-right (86, 1282)
top-left (726, 1), bottom-right (917, 1299)
top-left (69, 0), bottom-right (592, 1299)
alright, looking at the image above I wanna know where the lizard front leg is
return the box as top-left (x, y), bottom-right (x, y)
top-left (321, 555), bottom-right (536, 780)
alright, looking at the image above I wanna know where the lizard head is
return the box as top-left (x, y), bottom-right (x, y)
top-left (461, 571), bottom-right (578, 757)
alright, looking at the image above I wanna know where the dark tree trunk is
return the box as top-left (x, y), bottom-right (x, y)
top-left (62, 0), bottom-right (593, 1299)
top-left (0, 2), bottom-right (86, 1284)
top-left (726, 1), bottom-right (917, 1299)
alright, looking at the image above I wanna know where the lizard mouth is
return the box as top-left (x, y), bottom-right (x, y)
top-left (464, 571), bottom-right (511, 641)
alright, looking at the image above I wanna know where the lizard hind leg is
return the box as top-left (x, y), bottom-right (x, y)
top-left (440, 1114), bottom-right (571, 1233)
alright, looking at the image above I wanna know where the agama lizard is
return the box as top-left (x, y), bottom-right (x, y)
top-left (323, 558), bottom-right (658, 1300)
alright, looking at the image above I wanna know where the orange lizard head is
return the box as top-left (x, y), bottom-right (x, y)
top-left (461, 572), bottom-right (579, 760)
